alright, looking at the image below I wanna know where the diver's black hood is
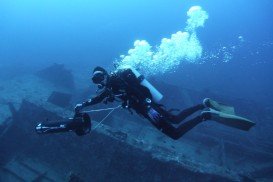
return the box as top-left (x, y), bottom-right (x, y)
top-left (92, 66), bottom-right (109, 85)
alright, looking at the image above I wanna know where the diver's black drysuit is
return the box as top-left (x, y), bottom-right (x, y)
top-left (82, 68), bottom-right (210, 140)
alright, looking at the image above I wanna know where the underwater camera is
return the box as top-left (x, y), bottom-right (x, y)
top-left (35, 113), bottom-right (91, 136)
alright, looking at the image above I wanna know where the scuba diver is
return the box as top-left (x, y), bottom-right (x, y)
top-left (36, 66), bottom-right (255, 140)
top-left (75, 66), bottom-right (255, 139)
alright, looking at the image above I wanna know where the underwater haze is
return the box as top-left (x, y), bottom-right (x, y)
top-left (1, 0), bottom-right (273, 104)
top-left (1, 0), bottom-right (273, 181)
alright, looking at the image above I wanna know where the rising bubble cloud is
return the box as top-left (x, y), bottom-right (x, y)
top-left (116, 6), bottom-right (209, 76)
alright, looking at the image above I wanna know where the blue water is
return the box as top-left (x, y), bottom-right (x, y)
top-left (1, 0), bottom-right (272, 105)
top-left (0, 0), bottom-right (273, 180)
